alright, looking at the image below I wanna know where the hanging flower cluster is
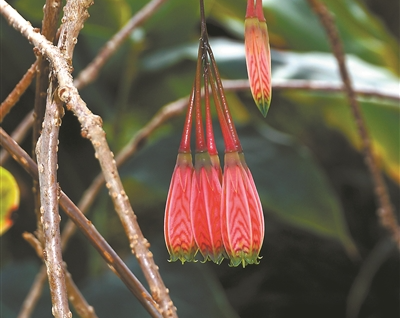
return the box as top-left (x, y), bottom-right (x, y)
top-left (164, 0), bottom-right (265, 268)
top-left (245, 0), bottom-right (272, 117)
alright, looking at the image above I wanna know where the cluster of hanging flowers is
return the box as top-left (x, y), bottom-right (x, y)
top-left (164, 0), bottom-right (270, 267)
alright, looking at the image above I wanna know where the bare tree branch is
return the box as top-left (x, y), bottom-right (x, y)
top-left (307, 0), bottom-right (400, 248)
top-left (17, 267), bottom-right (48, 318)
top-left (0, 110), bottom-right (34, 165)
top-left (23, 232), bottom-right (99, 318)
top-left (223, 79), bottom-right (400, 102)
top-left (35, 87), bottom-right (71, 318)
top-left (32, 0), bottom-right (62, 147)
top-left (32, 0), bottom-right (63, 254)
top-left (74, 0), bottom-right (168, 89)
top-left (57, 0), bottom-right (92, 62)
top-left (0, 2), bottom-right (175, 316)
top-left (0, 127), bottom-right (163, 318)
top-left (0, 61), bottom-right (37, 122)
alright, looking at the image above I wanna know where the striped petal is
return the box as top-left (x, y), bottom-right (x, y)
top-left (245, 16), bottom-right (272, 117)
top-left (191, 152), bottom-right (225, 264)
top-left (221, 152), bottom-right (264, 267)
top-left (164, 153), bottom-right (197, 263)
top-left (239, 152), bottom-right (264, 254)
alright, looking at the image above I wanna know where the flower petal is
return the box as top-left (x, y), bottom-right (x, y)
top-left (164, 153), bottom-right (197, 263)
top-left (221, 152), bottom-right (264, 267)
top-left (191, 153), bottom-right (225, 263)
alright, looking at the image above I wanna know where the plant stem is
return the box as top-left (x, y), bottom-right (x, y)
top-left (32, 0), bottom-right (63, 247)
top-left (205, 61), bottom-right (235, 152)
top-left (203, 60), bottom-right (218, 156)
top-left (0, 110), bottom-right (34, 165)
top-left (179, 85), bottom-right (195, 153)
top-left (36, 84), bottom-right (71, 318)
top-left (307, 0), bottom-right (400, 248)
top-left (223, 79), bottom-right (400, 102)
top-left (205, 45), bottom-right (242, 152)
top-left (194, 39), bottom-right (206, 152)
top-left (200, 0), bottom-right (241, 152)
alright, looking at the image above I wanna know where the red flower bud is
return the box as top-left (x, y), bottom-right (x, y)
top-left (245, 0), bottom-right (272, 117)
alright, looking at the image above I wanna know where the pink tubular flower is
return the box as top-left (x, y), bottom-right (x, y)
top-left (190, 43), bottom-right (226, 263)
top-left (191, 152), bottom-right (225, 263)
top-left (206, 34), bottom-right (265, 267)
top-left (221, 151), bottom-right (264, 267)
top-left (164, 152), bottom-right (198, 263)
top-left (164, 85), bottom-right (197, 263)
top-left (245, 0), bottom-right (272, 117)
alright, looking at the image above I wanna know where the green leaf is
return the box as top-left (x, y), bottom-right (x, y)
top-left (122, 124), bottom-right (358, 257)
top-left (0, 167), bottom-right (19, 235)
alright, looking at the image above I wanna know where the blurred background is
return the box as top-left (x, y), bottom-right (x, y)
top-left (0, 0), bottom-right (399, 317)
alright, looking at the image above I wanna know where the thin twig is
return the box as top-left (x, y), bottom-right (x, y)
top-left (307, 0), bottom-right (400, 247)
top-left (0, 110), bottom-right (34, 165)
top-left (0, 127), bottom-right (163, 318)
top-left (32, 0), bottom-right (62, 138)
top-left (32, 0), bottom-right (62, 146)
top-left (74, 0), bottom-right (168, 89)
top-left (0, 61), bottom-right (37, 122)
top-left (57, 0), bottom-right (92, 62)
top-left (223, 79), bottom-right (400, 102)
top-left (36, 87), bottom-right (71, 318)
top-left (23, 232), bottom-right (99, 318)
top-left (17, 267), bottom-right (48, 318)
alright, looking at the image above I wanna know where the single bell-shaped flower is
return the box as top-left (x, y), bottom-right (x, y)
top-left (221, 151), bottom-right (264, 267)
top-left (164, 152), bottom-right (198, 263)
top-left (190, 152), bottom-right (225, 264)
top-left (164, 82), bottom-right (198, 263)
top-left (207, 45), bottom-right (265, 267)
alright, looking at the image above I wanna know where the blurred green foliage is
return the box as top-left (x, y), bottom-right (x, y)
top-left (1, 0), bottom-right (399, 317)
